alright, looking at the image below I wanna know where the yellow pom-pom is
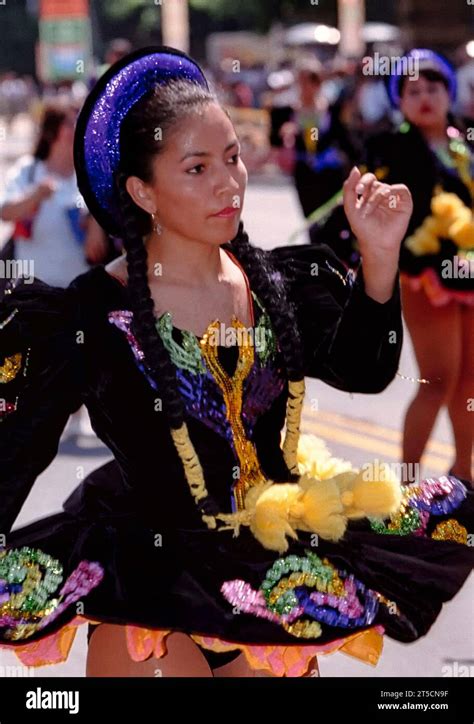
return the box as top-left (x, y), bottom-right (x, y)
top-left (248, 482), bottom-right (300, 553)
top-left (340, 490), bottom-right (354, 507)
top-left (292, 474), bottom-right (347, 542)
top-left (335, 462), bottom-right (402, 519)
top-left (295, 433), bottom-right (353, 480)
top-left (431, 192), bottom-right (464, 219)
top-left (449, 216), bottom-right (474, 249)
top-left (405, 228), bottom-right (441, 256)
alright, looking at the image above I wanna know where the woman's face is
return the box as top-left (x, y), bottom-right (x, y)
top-left (399, 74), bottom-right (450, 131)
top-left (51, 109), bottom-right (78, 156)
top-left (134, 102), bottom-right (247, 246)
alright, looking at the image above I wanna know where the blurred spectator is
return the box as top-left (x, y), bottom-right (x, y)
top-left (229, 80), bottom-right (254, 108)
top-left (0, 98), bottom-right (109, 286)
top-left (95, 38), bottom-right (134, 81)
top-left (456, 56), bottom-right (474, 127)
top-left (0, 72), bottom-right (35, 126)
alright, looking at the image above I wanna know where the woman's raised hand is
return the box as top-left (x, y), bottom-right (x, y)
top-left (343, 166), bottom-right (413, 263)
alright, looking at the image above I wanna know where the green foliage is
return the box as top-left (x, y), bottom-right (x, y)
top-left (100, 0), bottom-right (150, 21)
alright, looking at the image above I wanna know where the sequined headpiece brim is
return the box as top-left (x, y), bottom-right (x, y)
top-left (387, 48), bottom-right (457, 108)
top-left (73, 45), bottom-right (209, 238)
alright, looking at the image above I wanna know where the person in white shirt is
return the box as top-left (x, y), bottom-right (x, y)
top-left (0, 98), bottom-right (108, 287)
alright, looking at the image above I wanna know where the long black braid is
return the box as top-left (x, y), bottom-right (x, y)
top-left (226, 224), bottom-right (305, 382)
top-left (114, 78), bottom-right (305, 437)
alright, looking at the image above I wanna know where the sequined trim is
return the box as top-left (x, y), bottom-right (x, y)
top-left (108, 310), bottom-right (157, 389)
top-left (369, 475), bottom-right (468, 540)
top-left (221, 550), bottom-right (397, 640)
top-left (107, 308), bottom-right (286, 450)
top-left (155, 290), bottom-right (277, 370)
top-left (156, 313), bottom-right (207, 374)
top-left (431, 519), bottom-right (468, 544)
top-left (200, 318), bottom-right (267, 510)
top-left (0, 353), bottom-right (22, 384)
top-left (0, 546), bottom-right (104, 641)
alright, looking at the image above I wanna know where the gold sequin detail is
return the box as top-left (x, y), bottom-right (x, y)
top-left (0, 352), bottom-right (22, 383)
top-left (282, 619), bottom-right (322, 639)
top-left (431, 519), bottom-right (468, 544)
top-left (376, 593), bottom-right (400, 616)
top-left (200, 318), bottom-right (266, 510)
top-left (268, 564), bottom-right (345, 607)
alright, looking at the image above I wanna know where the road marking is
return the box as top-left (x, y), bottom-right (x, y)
top-left (304, 408), bottom-right (454, 457)
top-left (301, 416), bottom-right (450, 474)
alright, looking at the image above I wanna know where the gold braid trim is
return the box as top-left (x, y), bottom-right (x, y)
top-left (169, 371), bottom-right (306, 538)
top-left (282, 378), bottom-right (306, 474)
top-left (170, 423), bottom-right (217, 529)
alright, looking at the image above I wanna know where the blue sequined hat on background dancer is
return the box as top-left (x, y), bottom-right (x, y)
top-left (387, 48), bottom-right (457, 109)
top-left (73, 46), bottom-right (210, 238)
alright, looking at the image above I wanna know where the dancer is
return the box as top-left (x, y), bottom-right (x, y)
top-left (0, 47), bottom-right (472, 678)
top-left (367, 50), bottom-right (474, 486)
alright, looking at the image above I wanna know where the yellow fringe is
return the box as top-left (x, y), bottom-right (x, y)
top-left (169, 377), bottom-right (307, 536)
top-left (282, 378), bottom-right (306, 474)
top-left (170, 423), bottom-right (216, 529)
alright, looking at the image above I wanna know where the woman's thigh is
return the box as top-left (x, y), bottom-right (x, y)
top-left (401, 284), bottom-right (461, 386)
top-left (459, 304), bottom-right (474, 383)
top-left (86, 624), bottom-right (213, 677)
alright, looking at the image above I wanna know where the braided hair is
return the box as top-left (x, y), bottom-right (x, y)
top-left (114, 78), bottom-right (306, 525)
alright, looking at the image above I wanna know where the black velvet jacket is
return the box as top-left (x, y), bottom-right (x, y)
top-left (2, 241), bottom-right (471, 649)
top-left (0, 242), bottom-right (403, 536)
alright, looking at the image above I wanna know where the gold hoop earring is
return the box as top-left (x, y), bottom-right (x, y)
top-left (151, 212), bottom-right (163, 235)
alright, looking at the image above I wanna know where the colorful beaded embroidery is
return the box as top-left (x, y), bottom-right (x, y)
top-left (0, 546), bottom-right (104, 641)
top-left (108, 302), bottom-right (286, 456)
top-left (369, 476), bottom-right (468, 540)
top-left (154, 291), bottom-right (277, 370)
top-left (156, 312), bottom-right (207, 375)
top-left (221, 550), bottom-right (391, 640)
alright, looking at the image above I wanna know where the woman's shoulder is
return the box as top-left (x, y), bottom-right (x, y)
top-left (0, 275), bottom-right (79, 356)
top-left (69, 263), bottom-right (128, 307)
top-left (0, 265), bottom-right (125, 348)
top-left (265, 241), bottom-right (356, 309)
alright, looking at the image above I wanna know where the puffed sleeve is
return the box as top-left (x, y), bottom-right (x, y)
top-left (267, 243), bottom-right (403, 393)
top-left (0, 278), bottom-right (83, 534)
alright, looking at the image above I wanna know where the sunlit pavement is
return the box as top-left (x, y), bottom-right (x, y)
top-left (0, 151), bottom-right (471, 677)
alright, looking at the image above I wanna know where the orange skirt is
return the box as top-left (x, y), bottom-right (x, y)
top-left (6, 616), bottom-right (385, 677)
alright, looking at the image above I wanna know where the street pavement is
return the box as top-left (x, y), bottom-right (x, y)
top-left (0, 118), bottom-right (472, 678)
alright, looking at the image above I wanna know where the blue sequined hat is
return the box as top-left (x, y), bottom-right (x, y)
top-left (74, 46), bottom-right (210, 238)
top-left (387, 48), bottom-right (457, 109)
